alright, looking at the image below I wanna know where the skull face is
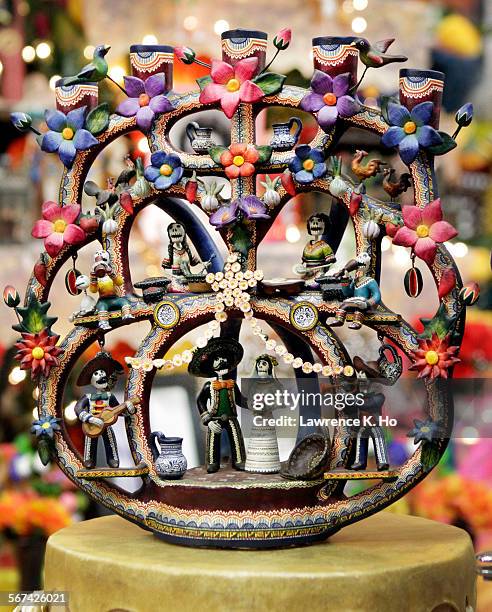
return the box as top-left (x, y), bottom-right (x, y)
top-left (212, 355), bottom-right (229, 372)
top-left (93, 250), bottom-right (112, 277)
top-left (91, 369), bottom-right (109, 390)
top-left (256, 358), bottom-right (271, 376)
top-left (355, 252), bottom-right (371, 274)
top-left (75, 275), bottom-right (90, 291)
top-left (168, 223), bottom-right (186, 245)
top-left (308, 215), bottom-right (326, 237)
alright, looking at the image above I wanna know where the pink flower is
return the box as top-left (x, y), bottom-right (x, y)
top-left (199, 57), bottom-right (264, 119)
top-left (32, 201), bottom-right (86, 257)
top-left (273, 28), bottom-right (291, 50)
top-left (392, 198), bottom-right (457, 265)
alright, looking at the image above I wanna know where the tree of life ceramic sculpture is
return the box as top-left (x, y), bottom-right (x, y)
top-left (6, 29), bottom-right (479, 548)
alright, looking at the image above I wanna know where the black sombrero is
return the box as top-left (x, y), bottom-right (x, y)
top-left (188, 338), bottom-right (244, 378)
top-left (77, 351), bottom-right (124, 386)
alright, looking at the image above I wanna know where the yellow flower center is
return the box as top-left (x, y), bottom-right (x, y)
top-left (226, 78), bottom-right (240, 92)
top-left (416, 224), bottom-right (429, 238)
top-left (233, 155), bottom-right (245, 166)
top-left (41, 422), bottom-right (51, 430)
top-left (31, 347), bottom-right (45, 360)
top-left (303, 159), bottom-right (315, 171)
top-left (138, 93), bottom-right (150, 107)
top-left (159, 164), bottom-right (173, 176)
top-left (62, 127), bottom-right (74, 140)
top-left (425, 350), bottom-right (439, 366)
top-left (420, 426), bottom-right (430, 433)
top-left (53, 219), bottom-right (67, 233)
top-left (323, 92), bottom-right (337, 106)
top-left (403, 121), bottom-right (417, 134)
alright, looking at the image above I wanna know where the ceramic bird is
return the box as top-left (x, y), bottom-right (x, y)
top-left (352, 38), bottom-right (408, 69)
top-left (115, 155), bottom-right (136, 191)
top-left (84, 177), bottom-right (118, 207)
top-left (382, 168), bottom-right (412, 198)
top-left (64, 45), bottom-right (111, 86)
top-left (351, 150), bottom-right (385, 182)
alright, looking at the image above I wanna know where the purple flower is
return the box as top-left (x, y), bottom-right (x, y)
top-left (238, 196), bottom-right (270, 220)
top-left (381, 101), bottom-right (443, 165)
top-left (210, 200), bottom-right (240, 229)
top-left (300, 71), bottom-right (360, 132)
top-left (288, 145), bottom-right (326, 184)
top-left (144, 152), bottom-right (183, 190)
top-left (40, 106), bottom-right (99, 168)
top-left (116, 73), bottom-right (174, 131)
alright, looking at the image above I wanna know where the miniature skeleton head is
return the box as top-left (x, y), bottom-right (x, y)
top-left (307, 213), bottom-right (329, 237)
top-left (168, 223), bottom-right (186, 246)
top-left (255, 354), bottom-right (277, 377)
top-left (355, 252), bottom-right (371, 273)
top-left (75, 274), bottom-right (90, 291)
top-left (212, 354), bottom-right (229, 373)
top-left (91, 368), bottom-right (110, 390)
top-left (92, 250), bottom-right (112, 277)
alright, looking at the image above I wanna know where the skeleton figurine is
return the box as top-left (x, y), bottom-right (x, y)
top-left (294, 213), bottom-right (336, 288)
top-left (188, 338), bottom-right (246, 473)
top-left (348, 345), bottom-right (403, 471)
top-left (330, 252), bottom-right (381, 330)
top-left (89, 250), bottom-right (134, 330)
top-left (74, 352), bottom-right (136, 469)
top-left (162, 222), bottom-right (211, 293)
top-left (70, 275), bottom-right (96, 319)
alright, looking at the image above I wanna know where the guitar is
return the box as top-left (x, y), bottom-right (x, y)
top-left (82, 397), bottom-right (140, 438)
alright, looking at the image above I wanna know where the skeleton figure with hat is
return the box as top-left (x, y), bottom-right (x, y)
top-left (188, 338), bottom-right (246, 473)
top-left (349, 344), bottom-right (402, 471)
top-left (75, 352), bottom-right (136, 469)
top-left (294, 213), bottom-right (336, 288)
top-left (89, 250), bottom-right (134, 330)
top-left (330, 251), bottom-right (381, 330)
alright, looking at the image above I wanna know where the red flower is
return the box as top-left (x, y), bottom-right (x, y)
top-left (392, 198), bottom-right (457, 265)
top-left (273, 28), bottom-right (291, 50)
top-left (220, 143), bottom-right (259, 179)
top-left (15, 329), bottom-right (63, 378)
top-left (32, 201), bottom-right (86, 257)
top-left (199, 57), bottom-right (264, 119)
top-left (409, 332), bottom-right (460, 380)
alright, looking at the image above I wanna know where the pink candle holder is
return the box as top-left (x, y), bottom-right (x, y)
top-left (55, 78), bottom-right (99, 113)
top-left (312, 36), bottom-right (359, 86)
top-left (129, 45), bottom-right (174, 91)
top-left (399, 69), bottom-right (444, 130)
top-left (221, 29), bottom-right (267, 74)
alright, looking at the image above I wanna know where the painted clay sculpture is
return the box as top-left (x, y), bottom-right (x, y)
top-left (294, 213), bottom-right (336, 286)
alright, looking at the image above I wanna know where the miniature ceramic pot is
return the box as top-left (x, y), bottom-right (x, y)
top-left (55, 78), bottom-right (98, 113)
top-left (269, 117), bottom-right (302, 151)
top-left (221, 29), bottom-right (267, 73)
top-left (311, 36), bottom-right (359, 86)
top-left (149, 431), bottom-right (187, 479)
top-left (399, 69), bottom-right (444, 129)
top-left (186, 122), bottom-right (216, 154)
top-left (129, 45), bottom-right (174, 91)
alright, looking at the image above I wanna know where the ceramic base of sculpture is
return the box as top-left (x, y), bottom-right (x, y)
top-left (44, 513), bottom-right (476, 612)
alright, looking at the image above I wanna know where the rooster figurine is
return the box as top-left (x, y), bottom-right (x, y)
top-left (382, 168), bottom-right (412, 198)
top-left (351, 150), bottom-right (385, 183)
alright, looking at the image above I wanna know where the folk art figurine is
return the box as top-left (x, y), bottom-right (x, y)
top-left (7, 27), bottom-right (478, 548)
top-left (75, 351), bottom-right (137, 469)
top-left (244, 354), bottom-right (282, 474)
top-left (188, 337), bottom-right (246, 473)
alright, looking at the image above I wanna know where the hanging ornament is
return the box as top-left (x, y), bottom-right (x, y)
top-left (65, 256), bottom-right (82, 296)
top-left (404, 259), bottom-right (423, 298)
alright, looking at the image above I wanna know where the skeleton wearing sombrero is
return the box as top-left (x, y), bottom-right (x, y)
top-left (75, 351), bottom-right (135, 469)
top-left (189, 338), bottom-right (246, 473)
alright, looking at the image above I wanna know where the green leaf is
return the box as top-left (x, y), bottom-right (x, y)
top-left (208, 145), bottom-right (227, 164)
top-left (37, 438), bottom-right (52, 466)
top-left (230, 223), bottom-right (253, 257)
top-left (419, 303), bottom-right (457, 340)
top-left (86, 103), bottom-right (110, 135)
top-left (196, 75), bottom-right (212, 91)
top-left (421, 441), bottom-right (440, 472)
top-left (380, 95), bottom-right (397, 125)
top-left (253, 72), bottom-right (286, 96)
top-left (255, 145), bottom-right (272, 163)
top-left (427, 131), bottom-right (457, 156)
top-left (12, 294), bottom-right (58, 334)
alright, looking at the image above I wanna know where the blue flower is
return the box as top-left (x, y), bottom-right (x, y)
top-left (31, 415), bottom-right (61, 439)
top-left (455, 103), bottom-right (473, 128)
top-left (10, 112), bottom-right (33, 133)
top-left (288, 145), bottom-right (326, 184)
top-left (41, 106), bottom-right (99, 169)
top-left (381, 101), bottom-right (443, 165)
top-left (144, 152), bottom-right (184, 190)
top-left (407, 418), bottom-right (442, 444)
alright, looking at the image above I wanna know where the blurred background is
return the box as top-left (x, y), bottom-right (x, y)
top-left (0, 0), bottom-right (492, 605)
